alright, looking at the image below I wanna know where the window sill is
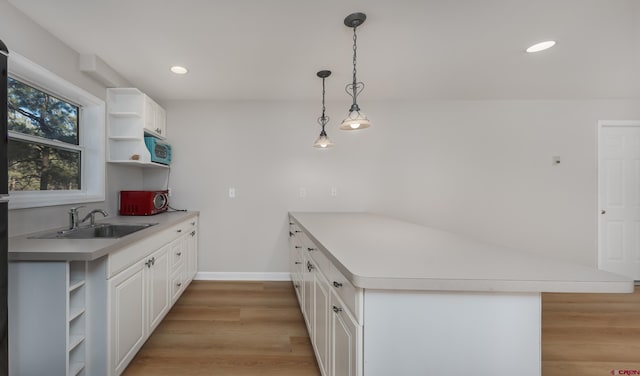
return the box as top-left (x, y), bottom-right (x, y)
top-left (8, 191), bottom-right (106, 210)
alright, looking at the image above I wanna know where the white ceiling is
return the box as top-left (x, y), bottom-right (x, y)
top-left (8, 0), bottom-right (640, 102)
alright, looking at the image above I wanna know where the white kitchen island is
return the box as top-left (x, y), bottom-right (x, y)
top-left (288, 212), bottom-right (633, 376)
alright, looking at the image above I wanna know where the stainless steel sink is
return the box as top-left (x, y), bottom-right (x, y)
top-left (31, 223), bottom-right (157, 239)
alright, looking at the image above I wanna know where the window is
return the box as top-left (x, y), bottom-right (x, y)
top-left (8, 52), bottom-right (105, 209)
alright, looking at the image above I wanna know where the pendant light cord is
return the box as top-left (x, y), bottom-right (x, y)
top-left (346, 26), bottom-right (363, 111)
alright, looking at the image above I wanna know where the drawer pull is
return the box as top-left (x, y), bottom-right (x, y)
top-left (151, 257), bottom-right (155, 265)
top-left (289, 231), bottom-right (294, 237)
top-left (176, 252), bottom-right (182, 256)
top-left (295, 230), bottom-right (302, 233)
top-left (307, 247), bottom-right (316, 252)
top-left (145, 260), bottom-right (152, 268)
top-left (333, 281), bottom-right (343, 288)
top-left (289, 222), bottom-right (294, 225)
top-left (332, 306), bottom-right (343, 313)
top-left (295, 246), bottom-right (302, 249)
top-left (191, 221), bottom-right (196, 225)
top-left (294, 283), bottom-right (300, 289)
top-left (177, 282), bottom-right (182, 287)
top-left (295, 261), bottom-right (302, 265)
top-left (307, 261), bottom-right (314, 272)
top-left (177, 229), bottom-right (183, 233)
top-left (191, 230), bottom-right (196, 236)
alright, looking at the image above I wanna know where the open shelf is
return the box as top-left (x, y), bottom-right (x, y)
top-left (108, 160), bottom-right (170, 169)
top-left (69, 280), bottom-right (85, 292)
top-left (69, 362), bottom-right (85, 376)
top-left (69, 307), bottom-right (85, 322)
top-left (109, 111), bottom-right (141, 118)
top-left (68, 335), bottom-right (85, 352)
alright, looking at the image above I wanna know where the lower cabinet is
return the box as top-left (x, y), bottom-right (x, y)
top-left (289, 219), bottom-right (363, 376)
top-left (109, 258), bottom-right (147, 375)
top-left (8, 214), bottom-right (199, 376)
top-left (330, 290), bottom-right (361, 376)
top-left (109, 244), bottom-right (171, 375)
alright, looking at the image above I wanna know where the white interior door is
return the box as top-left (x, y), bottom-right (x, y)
top-left (598, 121), bottom-right (640, 280)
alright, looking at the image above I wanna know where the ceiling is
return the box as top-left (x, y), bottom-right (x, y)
top-left (8, 0), bottom-right (640, 102)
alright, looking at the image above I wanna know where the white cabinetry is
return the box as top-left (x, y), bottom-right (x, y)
top-left (106, 217), bottom-right (198, 375)
top-left (288, 219), bottom-right (363, 376)
top-left (109, 258), bottom-right (146, 375)
top-left (9, 214), bottom-right (199, 376)
top-left (107, 88), bottom-right (167, 168)
top-left (144, 95), bottom-right (166, 138)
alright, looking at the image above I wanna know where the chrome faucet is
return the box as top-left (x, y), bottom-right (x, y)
top-left (81, 209), bottom-right (109, 227)
top-left (68, 206), bottom-right (109, 230)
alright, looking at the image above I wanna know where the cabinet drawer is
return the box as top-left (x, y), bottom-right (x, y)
top-left (170, 238), bottom-right (186, 271)
top-left (171, 264), bottom-right (186, 304)
top-left (301, 234), bottom-right (330, 277)
top-left (328, 264), bottom-right (363, 324)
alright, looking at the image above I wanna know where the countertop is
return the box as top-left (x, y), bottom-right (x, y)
top-left (9, 211), bottom-right (198, 261)
top-left (289, 212), bottom-right (634, 293)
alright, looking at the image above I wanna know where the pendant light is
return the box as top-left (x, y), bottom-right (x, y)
top-left (313, 70), bottom-right (334, 148)
top-left (340, 12), bottom-right (371, 131)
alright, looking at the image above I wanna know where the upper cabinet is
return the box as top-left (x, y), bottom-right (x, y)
top-left (107, 88), bottom-right (168, 168)
top-left (144, 95), bottom-right (166, 139)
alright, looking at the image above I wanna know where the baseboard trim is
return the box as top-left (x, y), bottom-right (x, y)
top-left (195, 272), bottom-right (292, 281)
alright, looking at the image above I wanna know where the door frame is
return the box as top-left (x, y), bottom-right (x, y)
top-left (596, 120), bottom-right (640, 277)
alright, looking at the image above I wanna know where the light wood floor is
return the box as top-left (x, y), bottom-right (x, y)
top-left (124, 281), bottom-right (640, 376)
top-left (123, 281), bottom-right (320, 376)
top-left (542, 286), bottom-right (640, 376)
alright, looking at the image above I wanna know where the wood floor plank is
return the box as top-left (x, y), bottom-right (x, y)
top-left (541, 286), bottom-right (640, 375)
top-left (124, 281), bottom-right (320, 375)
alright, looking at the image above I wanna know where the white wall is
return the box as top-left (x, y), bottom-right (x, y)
top-left (166, 99), bottom-right (640, 274)
top-left (0, 0), bottom-right (142, 236)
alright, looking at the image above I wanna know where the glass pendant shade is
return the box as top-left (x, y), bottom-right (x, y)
top-left (313, 132), bottom-right (334, 148)
top-left (340, 110), bottom-right (370, 130)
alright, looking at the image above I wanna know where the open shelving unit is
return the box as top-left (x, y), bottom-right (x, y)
top-left (106, 88), bottom-right (168, 169)
top-left (67, 261), bottom-right (87, 376)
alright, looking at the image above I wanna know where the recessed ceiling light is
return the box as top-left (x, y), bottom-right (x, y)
top-left (526, 41), bottom-right (556, 53)
top-left (170, 66), bottom-right (188, 74)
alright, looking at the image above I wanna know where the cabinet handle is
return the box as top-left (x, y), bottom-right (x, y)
top-left (295, 246), bottom-right (302, 249)
top-left (191, 230), bottom-right (196, 236)
top-left (295, 261), bottom-right (302, 265)
top-left (151, 257), bottom-right (156, 265)
top-left (177, 282), bottom-right (182, 287)
top-left (177, 229), bottom-right (183, 233)
top-left (307, 247), bottom-right (316, 252)
top-left (295, 230), bottom-right (302, 233)
top-left (191, 221), bottom-right (196, 225)
top-left (156, 128), bottom-right (162, 133)
top-left (333, 281), bottom-right (343, 288)
top-left (294, 283), bottom-right (300, 289)
top-left (289, 222), bottom-right (294, 225)
top-left (289, 231), bottom-right (294, 237)
top-left (307, 261), bottom-right (314, 272)
top-left (176, 252), bottom-right (182, 256)
top-left (332, 306), bottom-right (343, 313)
top-left (145, 260), bottom-right (152, 268)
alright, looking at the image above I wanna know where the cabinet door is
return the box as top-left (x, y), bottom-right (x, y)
top-left (143, 96), bottom-right (156, 136)
top-left (147, 245), bottom-right (170, 332)
top-left (302, 255), bottom-right (314, 336)
top-left (314, 271), bottom-right (331, 376)
top-left (331, 292), bottom-right (362, 376)
top-left (155, 105), bottom-right (166, 138)
top-left (186, 226), bottom-right (198, 282)
top-left (109, 260), bottom-right (146, 375)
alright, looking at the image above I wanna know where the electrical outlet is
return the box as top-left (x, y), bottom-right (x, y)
top-left (299, 187), bottom-right (306, 198)
top-left (552, 156), bottom-right (561, 165)
top-left (229, 188), bottom-right (236, 198)
top-left (331, 187), bottom-right (337, 197)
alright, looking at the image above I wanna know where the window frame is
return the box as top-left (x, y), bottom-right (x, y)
top-left (7, 52), bottom-right (105, 209)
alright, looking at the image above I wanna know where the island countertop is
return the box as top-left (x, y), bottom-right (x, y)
top-left (289, 212), bottom-right (633, 293)
top-left (9, 211), bottom-right (199, 262)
